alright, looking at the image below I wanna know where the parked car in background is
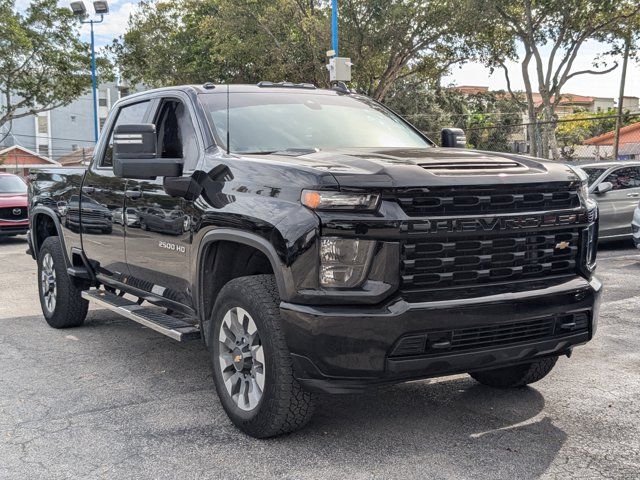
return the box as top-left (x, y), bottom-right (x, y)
top-left (633, 201), bottom-right (640, 249)
top-left (0, 173), bottom-right (28, 237)
top-left (580, 162), bottom-right (640, 241)
top-left (113, 207), bottom-right (140, 227)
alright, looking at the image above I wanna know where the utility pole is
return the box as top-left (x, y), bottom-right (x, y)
top-left (613, 32), bottom-right (631, 161)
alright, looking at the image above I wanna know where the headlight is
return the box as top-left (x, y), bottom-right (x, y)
top-left (301, 190), bottom-right (379, 211)
top-left (568, 166), bottom-right (589, 204)
top-left (586, 206), bottom-right (598, 268)
top-left (319, 237), bottom-right (375, 288)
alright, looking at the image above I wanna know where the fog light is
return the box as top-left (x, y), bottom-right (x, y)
top-left (319, 237), bottom-right (375, 287)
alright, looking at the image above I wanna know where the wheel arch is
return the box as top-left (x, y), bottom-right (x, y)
top-left (30, 207), bottom-right (70, 267)
top-left (195, 229), bottom-right (294, 344)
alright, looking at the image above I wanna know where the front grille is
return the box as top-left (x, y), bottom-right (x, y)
top-left (389, 312), bottom-right (590, 357)
top-left (0, 206), bottom-right (27, 221)
top-left (401, 228), bottom-right (579, 294)
top-left (391, 183), bottom-right (580, 217)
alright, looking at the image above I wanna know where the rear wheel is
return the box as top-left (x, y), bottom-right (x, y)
top-left (469, 357), bottom-right (558, 388)
top-left (37, 237), bottom-right (89, 328)
top-left (208, 275), bottom-right (315, 438)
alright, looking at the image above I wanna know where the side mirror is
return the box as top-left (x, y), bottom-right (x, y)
top-left (113, 124), bottom-right (183, 180)
top-left (441, 128), bottom-right (467, 148)
top-left (595, 181), bottom-right (613, 195)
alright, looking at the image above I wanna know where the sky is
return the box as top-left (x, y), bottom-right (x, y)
top-left (16, 0), bottom-right (640, 101)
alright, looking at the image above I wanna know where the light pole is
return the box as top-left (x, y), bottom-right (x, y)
top-left (70, 1), bottom-right (109, 143)
top-left (331, 0), bottom-right (339, 56)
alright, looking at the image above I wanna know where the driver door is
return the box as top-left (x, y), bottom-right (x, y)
top-left (123, 95), bottom-right (203, 308)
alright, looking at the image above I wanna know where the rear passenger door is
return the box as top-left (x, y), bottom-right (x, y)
top-left (123, 94), bottom-right (203, 308)
top-left (598, 166), bottom-right (640, 237)
top-left (82, 99), bottom-right (152, 281)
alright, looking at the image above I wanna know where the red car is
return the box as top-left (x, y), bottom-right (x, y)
top-left (0, 173), bottom-right (28, 237)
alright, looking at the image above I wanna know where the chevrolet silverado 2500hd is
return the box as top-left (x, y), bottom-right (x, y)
top-left (28, 83), bottom-right (602, 438)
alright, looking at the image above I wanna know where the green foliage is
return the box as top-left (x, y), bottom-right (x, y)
top-left (385, 79), bottom-right (523, 151)
top-left (556, 110), bottom-right (636, 147)
top-left (111, 0), bottom-right (474, 100)
top-left (0, 0), bottom-right (110, 136)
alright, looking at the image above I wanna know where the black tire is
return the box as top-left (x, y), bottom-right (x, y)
top-left (37, 236), bottom-right (89, 328)
top-left (208, 275), bottom-right (315, 438)
top-left (469, 356), bottom-right (558, 388)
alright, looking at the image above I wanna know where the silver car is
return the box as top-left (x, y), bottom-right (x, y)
top-left (581, 162), bottom-right (640, 240)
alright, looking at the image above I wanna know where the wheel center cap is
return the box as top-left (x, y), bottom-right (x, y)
top-left (232, 347), bottom-right (251, 372)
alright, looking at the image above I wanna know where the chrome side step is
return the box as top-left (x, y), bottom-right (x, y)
top-left (82, 289), bottom-right (201, 342)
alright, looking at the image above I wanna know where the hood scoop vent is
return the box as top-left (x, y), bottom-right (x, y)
top-left (418, 159), bottom-right (528, 175)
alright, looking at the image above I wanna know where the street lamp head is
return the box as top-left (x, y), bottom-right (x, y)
top-left (93, 1), bottom-right (109, 15)
top-left (69, 1), bottom-right (87, 16)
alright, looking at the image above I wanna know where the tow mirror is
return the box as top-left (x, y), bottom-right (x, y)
top-left (113, 124), bottom-right (183, 180)
top-left (595, 181), bottom-right (613, 195)
top-left (441, 128), bottom-right (467, 148)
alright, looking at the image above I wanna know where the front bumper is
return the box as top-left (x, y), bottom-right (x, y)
top-left (280, 276), bottom-right (602, 393)
top-left (0, 220), bottom-right (29, 236)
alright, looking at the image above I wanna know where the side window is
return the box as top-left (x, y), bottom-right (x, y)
top-left (100, 100), bottom-right (150, 167)
top-left (155, 99), bottom-right (199, 171)
top-left (604, 167), bottom-right (640, 190)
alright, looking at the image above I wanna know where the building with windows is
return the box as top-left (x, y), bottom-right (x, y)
top-left (0, 82), bottom-right (130, 161)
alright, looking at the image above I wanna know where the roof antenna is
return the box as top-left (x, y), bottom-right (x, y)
top-left (226, 83), bottom-right (230, 155)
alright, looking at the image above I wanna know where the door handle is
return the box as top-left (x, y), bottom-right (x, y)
top-left (627, 193), bottom-right (639, 198)
top-left (125, 189), bottom-right (142, 200)
top-left (82, 186), bottom-right (95, 194)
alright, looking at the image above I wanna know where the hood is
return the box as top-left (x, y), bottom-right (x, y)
top-left (246, 147), bottom-right (581, 188)
top-left (0, 193), bottom-right (28, 207)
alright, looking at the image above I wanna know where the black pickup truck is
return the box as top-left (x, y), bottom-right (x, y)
top-left (28, 83), bottom-right (602, 438)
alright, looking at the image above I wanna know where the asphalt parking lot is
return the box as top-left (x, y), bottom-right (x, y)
top-left (1, 235), bottom-right (639, 479)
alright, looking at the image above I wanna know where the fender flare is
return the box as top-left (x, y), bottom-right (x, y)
top-left (194, 228), bottom-right (293, 301)
top-left (29, 206), bottom-right (71, 267)
top-left (193, 228), bottom-right (296, 338)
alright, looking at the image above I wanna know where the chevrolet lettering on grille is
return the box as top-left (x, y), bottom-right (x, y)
top-left (415, 213), bottom-right (584, 234)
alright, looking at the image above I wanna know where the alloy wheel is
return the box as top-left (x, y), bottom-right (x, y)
top-left (41, 253), bottom-right (57, 313)
top-left (217, 307), bottom-right (265, 411)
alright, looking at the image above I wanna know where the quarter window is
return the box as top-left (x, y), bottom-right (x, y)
top-left (155, 99), bottom-right (199, 171)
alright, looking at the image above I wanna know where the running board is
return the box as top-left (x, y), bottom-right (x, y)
top-left (82, 289), bottom-right (201, 342)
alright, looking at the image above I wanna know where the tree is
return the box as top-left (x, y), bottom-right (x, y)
top-left (0, 0), bottom-right (107, 143)
top-left (385, 79), bottom-right (524, 150)
top-left (473, 0), bottom-right (640, 159)
top-left (112, 0), bottom-right (477, 101)
top-left (339, 0), bottom-right (475, 100)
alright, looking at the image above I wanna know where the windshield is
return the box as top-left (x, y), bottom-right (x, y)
top-left (582, 167), bottom-right (608, 186)
top-left (199, 91), bottom-right (431, 154)
top-left (0, 175), bottom-right (27, 194)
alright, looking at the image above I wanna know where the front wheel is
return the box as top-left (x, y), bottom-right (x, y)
top-left (38, 236), bottom-right (89, 328)
top-left (208, 275), bottom-right (315, 438)
top-left (469, 357), bottom-right (558, 388)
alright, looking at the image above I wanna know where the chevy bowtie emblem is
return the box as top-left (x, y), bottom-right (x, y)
top-left (12, 208), bottom-right (21, 216)
top-left (234, 354), bottom-right (242, 363)
top-left (555, 241), bottom-right (570, 250)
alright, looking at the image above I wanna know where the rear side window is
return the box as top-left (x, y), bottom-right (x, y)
top-left (100, 100), bottom-right (150, 167)
top-left (604, 167), bottom-right (640, 190)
